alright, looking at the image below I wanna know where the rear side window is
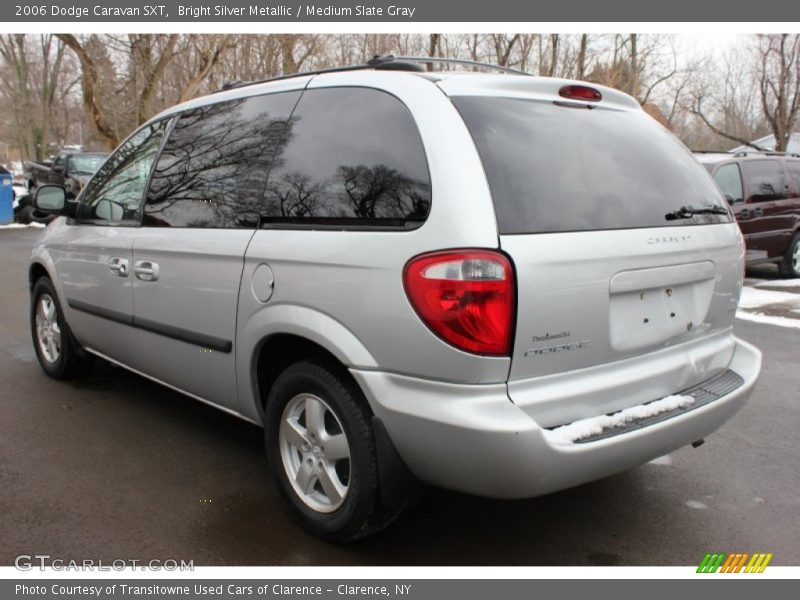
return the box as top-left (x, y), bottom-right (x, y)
top-left (741, 160), bottom-right (789, 202)
top-left (144, 91), bottom-right (301, 228)
top-left (785, 161), bottom-right (800, 196)
top-left (714, 163), bottom-right (744, 204)
top-left (453, 97), bottom-right (730, 234)
top-left (261, 87), bottom-right (431, 228)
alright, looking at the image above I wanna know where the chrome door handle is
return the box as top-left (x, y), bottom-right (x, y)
top-left (134, 260), bottom-right (159, 281)
top-left (108, 257), bottom-right (129, 277)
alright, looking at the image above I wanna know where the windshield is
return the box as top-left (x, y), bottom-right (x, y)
top-left (452, 97), bottom-right (732, 234)
top-left (67, 155), bottom-right (107, 174)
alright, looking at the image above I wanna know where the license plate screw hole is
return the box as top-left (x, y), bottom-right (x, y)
top-left (670, 312), bottom-right (676, 318)
top-left (643, 317), bottom-right (650, 323)
top-left (666, 288), bottom-right (673, 297)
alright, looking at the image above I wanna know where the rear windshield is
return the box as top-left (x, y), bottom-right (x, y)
top-left (453, 97), bottom-right (732, 234)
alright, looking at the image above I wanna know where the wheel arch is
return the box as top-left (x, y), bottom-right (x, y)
top-left (253, 331), bottom-right (419, 517)
top-left (28, 261), bottom-right (52, 290)
top-left (253, 333), bottom-right (356, 415)
top-left (237, 304), bottom-right (379, 425)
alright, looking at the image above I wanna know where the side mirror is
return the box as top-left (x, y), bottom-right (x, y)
top-left (724, 194), bottom-right (735, 206)
top-left (33, 185), bottom-right (67, 213)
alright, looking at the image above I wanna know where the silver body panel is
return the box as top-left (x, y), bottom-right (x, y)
top-left (131, 229), bottom-right (255, 411)
top-left (30, 70), bottom-right (762, 498)
top-left (351, 338), bottom-right (760, 498)
top-left (33, 222), bottom-right (141, 368)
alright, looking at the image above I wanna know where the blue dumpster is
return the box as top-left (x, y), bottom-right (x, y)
top-left (0, 167), bottom-right (13, 225)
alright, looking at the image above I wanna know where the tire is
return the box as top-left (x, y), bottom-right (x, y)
top-left (30, 277), bottom-right (91, 379)
top-left (265, 359), bottom-right (393, 542)
top-left (15, 205), bottom-right (34, 224)
top-left (778, 233), bottom-right (800, 278)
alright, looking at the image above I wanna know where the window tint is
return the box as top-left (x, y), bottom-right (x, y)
top-left (262, 87), bottom-right (431, 228)
top-left (68, 154), bottom-right (106, 175)
top-left (741, 160), bottom-right (789, 202)
top-left (714, 163), bottom-right (744, 204)
top-left (144, 91), bottom-right (301, 228)
top-left (53, 153), bottom-right (67, 169)
top-left (453, 97), bottom-right (730, 234)
top-left (787, 161), bottom-right (800, 195)
top-left (77, 120), bottom-right (169, 224)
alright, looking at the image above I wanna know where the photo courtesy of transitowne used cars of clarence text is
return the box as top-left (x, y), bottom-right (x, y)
top-left (27, 55), bottom-right (762, 542)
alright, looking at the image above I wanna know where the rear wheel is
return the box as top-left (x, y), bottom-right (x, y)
top-left (265, 359), bottom-right (392, 541)
top-left (778, 233), bottom-right (800, 278)
top-left (30, 277), bottom-right (91, 379)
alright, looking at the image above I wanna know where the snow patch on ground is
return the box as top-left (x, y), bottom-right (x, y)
top-left (737, 284), bottom-right (800, 329)
top-left (736, 310), bottom-right (800, 330)
top-left (754, 279), bottom-right (800, 289)
top-left (0, 222), bottom-right (45, 229)
top-left (685, 500), bottom-right (708, 510)
top-left (738, 287), bottom-right (799, 309)
top-left (648, 455), bottom-right (673, 466)
top-left (547, 394), bottom-right (696, 444)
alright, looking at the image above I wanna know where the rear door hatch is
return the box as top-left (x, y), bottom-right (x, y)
top-left (447, 80), bottom-right (743, 425)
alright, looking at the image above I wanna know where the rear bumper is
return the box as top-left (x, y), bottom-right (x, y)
top-left (350, 336), bottom-right (761, 499)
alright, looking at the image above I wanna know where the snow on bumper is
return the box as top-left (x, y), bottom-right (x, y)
top-left (350, 337), bottom-right (761, 499)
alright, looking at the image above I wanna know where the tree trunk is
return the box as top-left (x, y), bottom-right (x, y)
top-left (137, 34), bottom-right (178, 126)
top-left (178, 35), bottom-right (231, 103)
top-left (547, 34), bottom-right (559, 77)
top-left (427, 34), bottom-right (440, 71)
top-left (577, 34), bottom-right (588, 80)
top-left (56, 34), bottom-right (119, 149)
top-left (629, 34), bottom-right (639, 100)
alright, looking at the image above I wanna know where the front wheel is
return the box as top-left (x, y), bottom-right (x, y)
top-left (30, 277), bottom-right (91, 379)
top-left (265, 360), bottom-right (393, 541)
top-left (778, 233), bottom-right (800, 278)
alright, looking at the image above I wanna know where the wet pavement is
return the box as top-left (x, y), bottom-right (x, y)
top-left (1, 228), bottom-right (798, 566)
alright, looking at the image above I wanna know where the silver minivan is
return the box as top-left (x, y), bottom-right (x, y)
top-left (28, 58), bottom-right (762, 541)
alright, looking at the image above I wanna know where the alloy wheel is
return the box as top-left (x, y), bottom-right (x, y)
top-left (279, 393), bottom-right (351, 513)
top-left (35, 293), bottom-right (61, 363)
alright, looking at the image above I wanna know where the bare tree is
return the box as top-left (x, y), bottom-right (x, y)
top-left (756, 34), bottom-right (800, 151)
top-left (576, 34), bottom-right (589, 79)
top-left (690, 35), bottom-right (799, 151)
top-left (58, 34), bottom-right (232, 149)
top-left (491, 34), bottom-right (520, 68)
top-left (0, 33), bottom-right (743, 160)
top-left (129, 34), bottom-right (179, 125)
top-left (178, 35), bottom-right (232, 102)
top-left (0, 34), bottom-right (68, 160)
top-left (56, 34), bottom-right (120, 149)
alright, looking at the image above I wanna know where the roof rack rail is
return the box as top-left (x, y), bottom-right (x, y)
top-left (692, 150), bottom-right (734, 154)
top-left (214, 62), bottom-right (374, 94)
top-left (214, 55), bottom-right (528, 94)
top-left (733, 150), bottom-right (800, 158)
top-left (368, 55), bottom-right (532, 76)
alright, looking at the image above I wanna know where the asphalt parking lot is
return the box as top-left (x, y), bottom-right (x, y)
top-left (1, 227), bottom-right (798, 566)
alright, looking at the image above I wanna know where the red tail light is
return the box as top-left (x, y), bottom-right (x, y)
top-left (403, 250), bottom-right (515, 356)
top-left (559, 85), bottom-right (602, 102)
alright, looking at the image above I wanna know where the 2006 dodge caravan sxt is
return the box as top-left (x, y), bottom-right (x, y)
top-left (28, 57), bottom-right (762, 541)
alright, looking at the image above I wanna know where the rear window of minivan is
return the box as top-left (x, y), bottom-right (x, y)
top-left (453, 97), bottom-right (731, 234)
